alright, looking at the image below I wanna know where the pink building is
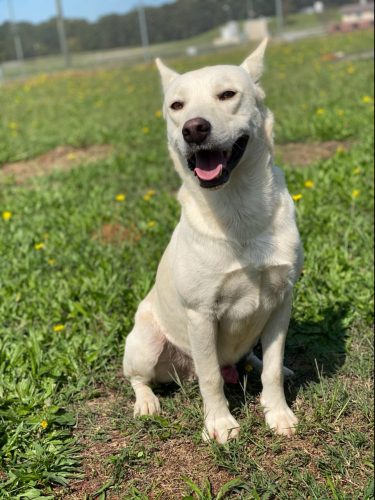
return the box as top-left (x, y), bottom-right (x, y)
top-left (331, 2), bottom-right (374, 32)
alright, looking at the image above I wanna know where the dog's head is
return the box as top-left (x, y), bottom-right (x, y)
top-left (156, 40), bottom-right (271, 190)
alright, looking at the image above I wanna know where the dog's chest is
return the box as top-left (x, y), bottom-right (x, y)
top-left (174, 223), bottom-right (295, 324)
top-left (176, 243), bottom-right (291, 322)
top-left (215, 267), bottom-right (261, 320)
top-left (215, 263), bottom-right (290, 324)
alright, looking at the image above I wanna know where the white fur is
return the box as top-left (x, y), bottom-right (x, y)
top-left (123, 41), bottom-right (303, 444)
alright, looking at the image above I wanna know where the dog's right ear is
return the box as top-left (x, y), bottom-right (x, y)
top-left (155, 58), bottom-right (179, 93)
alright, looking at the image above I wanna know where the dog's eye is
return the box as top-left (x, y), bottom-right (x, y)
top-left (219, 91), bottom-right (237, 101)
top-left (171, 101), bottom-right (184, 111)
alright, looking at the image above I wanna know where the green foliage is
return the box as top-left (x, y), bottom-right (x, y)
top-left (0, 31), bottom-right (373, 498)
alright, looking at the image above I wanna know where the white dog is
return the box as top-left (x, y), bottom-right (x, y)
top-left (123, 40), bottom-right (303, 444)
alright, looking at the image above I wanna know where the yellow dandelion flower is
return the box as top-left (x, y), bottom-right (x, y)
top-left (115, 194), bottom-right (126, 202)
top-left (336, 146), bottom-right (345, 154)
top-left (347, 66), bottom-right (355, 75)
top-left (143, 189), bottom-right (156, 201)
top-left (353, 167), bottom-right (361, 175)
top-left (34, 243), bottom-right (45, 251)
top-left (292, 194), bottom-right (303, 202)
top-left (316, 108), bottom-right (326, 117)
top-left (304, 180), bottom-right (315, 189)
top-left (8, 121), bottom-right (18, 130)
top-left (147, 220), bottom-right (156, 229)
top-left (245, 363), bottom-right (253, 373)
top-left (155, 110), bottom-right (163, 118)
top-left (352, 189), bottom-right (361, 199)
top-left (2, 211), bottom-right (12, 221)
top-left (40, 420), bottom-right (48, 430)
top-left (67, 152), bottom-right (77, 161)
top-left (142, 127), bottom-right (150, 134)
top-left (53, 324), bottom-right (65, 333)
top-left (48, 259), bottom-right (56, 266)
top-left (362, 95), bottom-right (374, 104)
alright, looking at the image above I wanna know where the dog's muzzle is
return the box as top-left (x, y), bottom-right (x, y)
top-left (187, 135), bottom-right (250, 189)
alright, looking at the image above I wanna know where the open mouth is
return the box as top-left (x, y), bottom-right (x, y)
top-left (187, 135), bottom-right (249, 189)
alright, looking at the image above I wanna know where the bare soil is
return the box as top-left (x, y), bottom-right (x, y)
top-left (93, 223), bottom-right (142, 245)
top-left (60, 392), bottom-right (130, 500)
top-left (58, 368), bottom-right (372, 499)
top-left (61, 388), bottom-right (235, 499)
top-left (276, 140), bottom-right (353, 167)
top-left (0, 145), bottom-right (113, 184)
top-left (129, 438), bottom-right (234, 499)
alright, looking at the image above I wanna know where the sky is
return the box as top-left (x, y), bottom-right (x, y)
top-left (0, 0), bottom-right (171, 24)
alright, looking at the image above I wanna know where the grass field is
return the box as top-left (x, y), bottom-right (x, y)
top-left (0, 31), bottom-right (374, 499)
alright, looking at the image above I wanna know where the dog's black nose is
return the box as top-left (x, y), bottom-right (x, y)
top-left (182, 118), bottom-right (211, 145)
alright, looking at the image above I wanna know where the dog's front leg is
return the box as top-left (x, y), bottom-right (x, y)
top-left (260, 293), bottom-right (298, 436)
top-left (187, 309), bottom-right (240, 444)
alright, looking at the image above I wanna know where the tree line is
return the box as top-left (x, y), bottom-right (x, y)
top-left (0, 0), bottom-right (354, 61)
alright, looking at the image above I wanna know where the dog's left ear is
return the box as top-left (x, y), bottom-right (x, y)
top-left (241, 38), bottom-right (268, 83)
top-left (155, 58), bottom-right (179, 93)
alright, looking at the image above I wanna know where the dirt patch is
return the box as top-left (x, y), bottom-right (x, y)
top-left (276, 140), bottom-right (353, 167)
top-left (61, 388), bottom-right (235, 499)
top-left (61, 391), bottom-right (130, 500)
top-left (0, 145), bottom-right (113, 183)
top-left (130, 438), bottom-right (234, 499)
top-left (58, 373), bottom-right (373, 499)
top-left (93, 223), bottom-right (142, 245)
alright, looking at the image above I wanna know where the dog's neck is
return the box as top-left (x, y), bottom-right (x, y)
top-left (175, 134), bottom-right (277, 245)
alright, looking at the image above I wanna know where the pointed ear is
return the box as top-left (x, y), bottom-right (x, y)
top-left (155, 58), bottom-right (179, 92)
top-left (241, 38), bottom-right (268, 83)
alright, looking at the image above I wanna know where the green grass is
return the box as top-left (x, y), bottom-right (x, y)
top-left (0, 31), bottom-right (374, 498)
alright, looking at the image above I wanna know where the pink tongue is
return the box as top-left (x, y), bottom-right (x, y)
top-left (194, 151), bottom-right (227, 181)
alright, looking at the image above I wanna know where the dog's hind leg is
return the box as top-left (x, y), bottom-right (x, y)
top-left (246, 351), bottom-right (295, 379)
top-left (123, 303), bottom-right (165, 417)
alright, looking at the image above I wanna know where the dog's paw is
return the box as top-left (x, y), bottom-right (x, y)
top-left (264, 405), bottom-right (298, 436)
top-left (134, 393), bottom-right (161, 417)
top-left (202, 413), bottom-right (240, 444)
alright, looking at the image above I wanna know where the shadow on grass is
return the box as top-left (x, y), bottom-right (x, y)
top-left (226, 305), bottom-right (349, 408)
top-left (146, 306), bottom-right (349, 411)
